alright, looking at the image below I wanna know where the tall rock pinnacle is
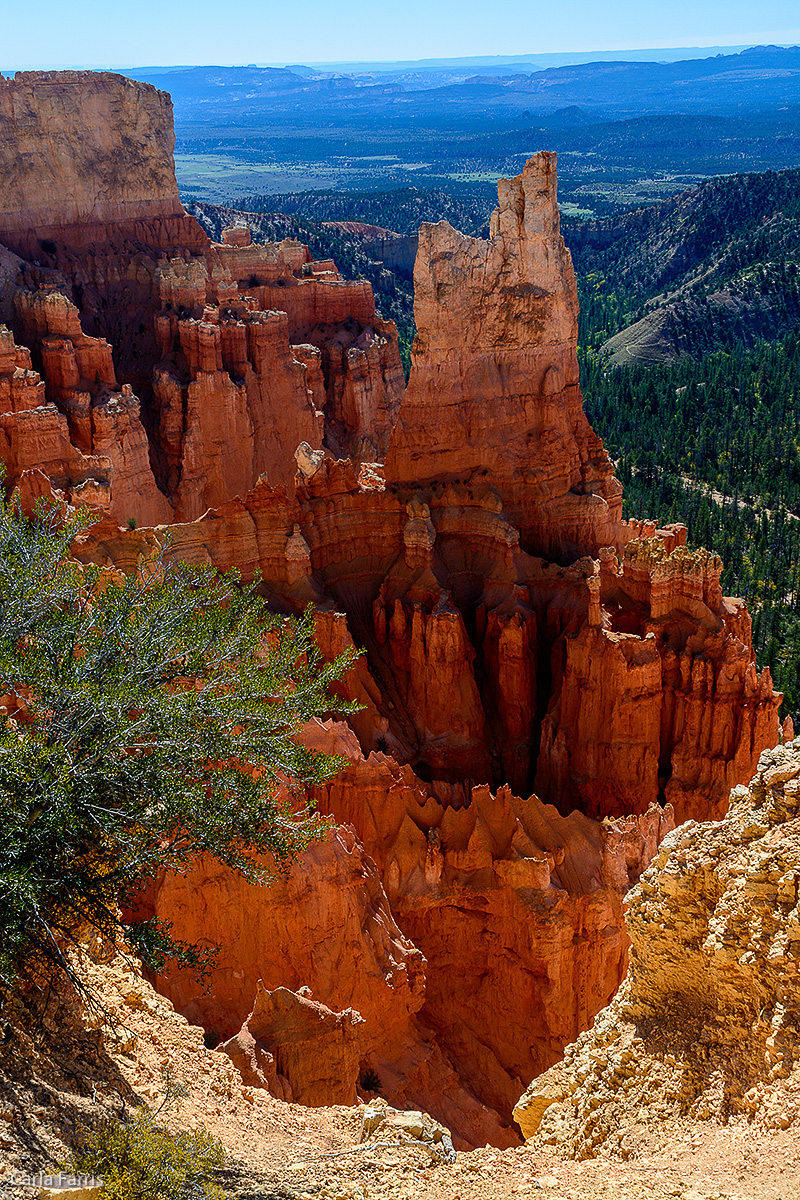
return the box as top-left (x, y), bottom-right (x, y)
top-left (386, 152), bottom-right (622, 561)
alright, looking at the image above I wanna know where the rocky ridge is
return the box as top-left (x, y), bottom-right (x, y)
top-left (514, 737), bottom-right (800, 1156)
top-left (566, 166), bottom-right (800, 367)
top-left (0, 70), bottom-right (784, 1149)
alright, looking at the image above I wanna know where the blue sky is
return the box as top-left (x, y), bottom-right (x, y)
top-left (4, 0), bottom-right (800, 69)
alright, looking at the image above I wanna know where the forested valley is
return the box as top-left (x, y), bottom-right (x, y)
top-left (582, 329), bottom-right (800, 717)
top-left (572, 169), bottom-right (800, 717)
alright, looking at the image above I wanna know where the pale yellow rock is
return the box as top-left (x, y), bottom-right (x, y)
top-left (294, 441), bottom-right (325, 478)
top-left (514, 739), bottom-right (800, 1157)
top-left (764, 762), bottom-right (800, 788)
top-left (360, 1098), bottom-right (455, 1163)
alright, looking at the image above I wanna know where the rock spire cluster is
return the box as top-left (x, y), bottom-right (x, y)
top-left (0, 71), bottom-right (783, 1145)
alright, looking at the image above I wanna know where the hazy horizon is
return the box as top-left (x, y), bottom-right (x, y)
top-left (4, 0), bottom-right (800, 71)
top-left (7, 43), bottom-right (795, 75)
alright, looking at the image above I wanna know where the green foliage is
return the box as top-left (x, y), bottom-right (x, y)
top-left (571, 174), bottom-right (800, 721)
top-left (569, 168), bottom-right (800, 309)
top-left (567, 169), bottom-right (800, 371)
top-left (73, 1107), bottom-right (225, 1200)
top-left (0, 498), bottom-right (355, 995)
top-left (580, 325), bottom-right (800, 718)
top-left (230, 187), bottom-right (491, 238)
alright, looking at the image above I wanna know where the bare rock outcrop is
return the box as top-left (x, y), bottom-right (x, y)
top-left (0, 72), bottom-right (185, 249)
top-left (9, 289), bottom-right (171, 525)
top-left (0, 321), bottom-right (113, 512)
top-left (76, 470), bottom-right (779, 825)
top-left (513, 738), bottom-right (800, 1156)
top-left (145, 822), bottom-right (517, 1150)
top-left (535, 538), bottom-right (779, 823)
top-left (0, 72), bottom-right (402, 517)
top-left (360, 1097), bottom-right (456, 1163)
top-left (307, 719), bottom-right (674, 1123)
top-left (152, 247), bottom-right (402, 514)
top-left (149, 718), bottom-right (674, 1144)
top-left (385, 152), bottom-right (623, 561)
top-left (220, 981), bottom-right (365, 1107)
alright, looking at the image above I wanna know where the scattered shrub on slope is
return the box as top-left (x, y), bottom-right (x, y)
top-left (0, 497), bottom-right (354, 998)
top-left (73, 1106), bottom-right (225, 1200)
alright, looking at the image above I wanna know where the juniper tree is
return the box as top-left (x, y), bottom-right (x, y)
top-left (0, 498), bottom-right (354, 995)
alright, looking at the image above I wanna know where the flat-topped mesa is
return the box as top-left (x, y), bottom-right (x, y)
top-left (0, 71), bottom-right (207, 398)
top-left (0, 69), bottom-right (403, 514)
top-left (0, 72), bottom-right (192, 254)
top-left (386, 152), bottom-right (622, 561)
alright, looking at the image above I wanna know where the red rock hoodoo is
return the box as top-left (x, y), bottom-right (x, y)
top-left (0, 71), bottom-right (782, 1147)
top-left (385, 152), bottom-right (622, 560)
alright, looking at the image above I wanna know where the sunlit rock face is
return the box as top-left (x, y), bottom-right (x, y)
top-left (0, 71), bottom-right (185, 242)
top-left (0, 72), bottom-right (403, 526)
top-left (386, 152), bottom-right (623, 562)
top-left (514, 739), bottom-right (800, 1154)
top-left (0, 72), bottom-right (781, 1147)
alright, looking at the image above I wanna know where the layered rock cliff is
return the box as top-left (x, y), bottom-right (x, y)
top-left (0, 72), bottom-right (185, 249)
top-left (0, 71), bottom-right (784, 1149)
top-left (513, 737), bottom-right (800, 1156)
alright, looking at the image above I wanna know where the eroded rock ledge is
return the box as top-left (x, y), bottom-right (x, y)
top-left (514, 739), bottom-right (800, 1156)
top-left (143, 718), bottom-right (673, 1148)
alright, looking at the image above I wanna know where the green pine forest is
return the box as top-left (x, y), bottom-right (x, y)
top-left (579, 293), bottom-right (800, 719)
top-left (571, 169), bottom-right (800, 720)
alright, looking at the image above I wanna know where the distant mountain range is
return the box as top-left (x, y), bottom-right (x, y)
top-left (282, 45), bottom-right (761, 73)
top-left (131, 45), bottom-right (800, 123)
